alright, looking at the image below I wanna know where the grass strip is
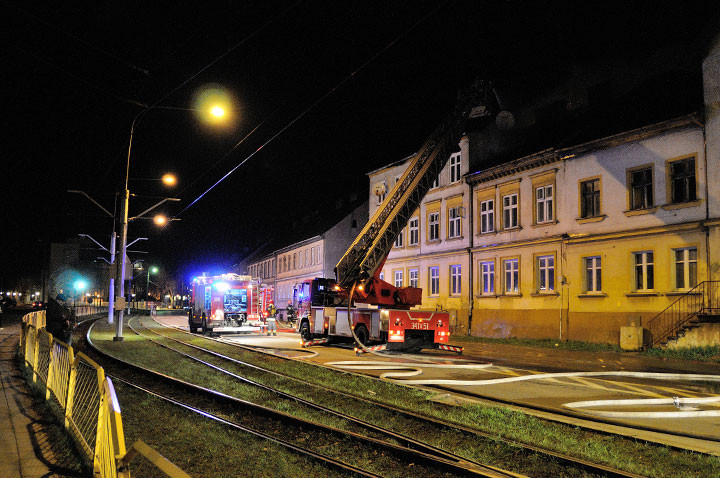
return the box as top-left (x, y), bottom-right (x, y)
top-left (92, 318), bottom-right (720, 477)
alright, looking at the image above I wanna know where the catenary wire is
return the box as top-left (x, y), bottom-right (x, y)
top-left (174, 0), bottom-right (454, 217)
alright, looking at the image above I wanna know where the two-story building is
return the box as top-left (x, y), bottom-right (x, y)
top-left (467, 114), bottom-right (718, 343)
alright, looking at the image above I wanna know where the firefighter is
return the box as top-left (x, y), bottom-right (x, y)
top-left (286, 302), bottom-right (296, 327)
top-left (266, 306), bottom-right (277, 336)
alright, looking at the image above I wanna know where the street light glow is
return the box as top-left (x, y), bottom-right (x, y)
top-left (153, 214), bottom-right (167, 226)
top-left (161, 173), bottom-right (177, 186)
top-left (193, 84), bottom-right (234, 126)
top-left (74, 280), bottom-right (87, 291)
top-left (150, 266), bottom-right (159, 274)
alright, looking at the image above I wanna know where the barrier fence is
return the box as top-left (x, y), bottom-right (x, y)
top-left (20, 311), bottom-right (190, 478)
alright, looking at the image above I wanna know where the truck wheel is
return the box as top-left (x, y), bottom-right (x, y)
top-left (201, 314), bottom-right (208, 334)
top-left (189, 320), bottom-right (198, 334)
top-left (354, 325), bottom-right (369, 346)
top-left (299, 321), bottom-right (311, 341)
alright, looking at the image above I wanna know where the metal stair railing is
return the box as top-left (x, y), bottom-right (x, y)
top-left (646, 281), bottom-right (720, 347)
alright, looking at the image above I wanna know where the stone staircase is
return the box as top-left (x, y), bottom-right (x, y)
top-left (646, 281), bottom-right (720, 347)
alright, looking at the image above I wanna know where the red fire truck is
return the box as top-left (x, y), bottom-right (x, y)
top-left (188, 273), bottom-right (274, 334)
top-left (293, 277), bottom-right (451, 352)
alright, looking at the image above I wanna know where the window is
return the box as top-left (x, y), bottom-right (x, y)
top-left (394, 270), bottom-right (403, 288)
top-left (503, 259), bottom-right (519, 293)
top-left (429, 266), bottom-right (440, 295)
top-left (448, 207), bottom-right (461, 238)
top-left (431, 176), bottom-right (438, 189)
top-left (317, 246), bottom-right (321, 263)
top-left (674, 248), bottom-right (697, 290)
top-left (480, 261), bottom-right (494, 294)
top-left (408, 218), bottom-right (419, 246)
top-left (580, 179), bottom-right (600, 218)
top-left (379, 271), bottom-right (384, 281)
top-left (535, 185), bottom-right (554, 223)
top-left (634, 251), bottom-right (654, 291)
top-left (502, 194), bottom-right (518, 229)
top-left (630, 168), bottom-right (653, 210)
top-left (480, 199), bottom-right (494, 233)
top-left (450, 264), bottom-right (461, 295)
top-left (293, 253), bottom-right (296, 269)
top-left (537, 255), bottom-right (555, 292)
top-left (585, 256), bottom-right (602, 292)
top-left (450, 153), bottom-right (461, 183)
top-left (377, 182), bottom-right (387, 205)
top-left (669, 157), bottom-right (696, 203)
top-left (408, 268), bottom-right (418, 288)
top-left (310, 248), bottom-right (314, 265)
top-left (428, 212), bottom-right (440, 241)
top-left (394, 230), bottom-right (403, 248)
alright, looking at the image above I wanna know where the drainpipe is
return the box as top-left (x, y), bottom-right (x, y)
top-left (467, 178), bottom-right (474, 336)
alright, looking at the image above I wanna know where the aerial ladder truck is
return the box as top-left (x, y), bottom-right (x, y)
top-left (295, 80), bottom-right (489, 352)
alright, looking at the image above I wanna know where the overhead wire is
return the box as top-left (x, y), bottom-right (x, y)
top-left (174, 0), bottom-right (453, 218)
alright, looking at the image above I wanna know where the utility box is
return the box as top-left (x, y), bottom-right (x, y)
top-left (620, 326), bottom-right (643, 351)
top-left (113, 297), bottom-right (126, 311)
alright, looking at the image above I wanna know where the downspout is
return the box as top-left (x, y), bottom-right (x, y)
top-left (467, 177), bottom-right (474, 336)
top-left (698, 117), bottom-right (711, 281)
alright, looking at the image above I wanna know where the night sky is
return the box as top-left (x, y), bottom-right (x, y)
top-left (2, 1), bottom-right (718, 288)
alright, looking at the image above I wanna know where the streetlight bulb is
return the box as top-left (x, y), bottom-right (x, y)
top-left (153, 214), bottom-right (167, 226)
top-left (210, 106), bottom-right (225, 118)
top-left (151, 266), bottom-right (159, 274)
top-left (74, 280), bottom-right (87, 291)
top-left (161, 174), bottom-right (177, 186)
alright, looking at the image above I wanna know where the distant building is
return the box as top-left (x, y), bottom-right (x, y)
top-left (245, 200), bottom-right (368, 319)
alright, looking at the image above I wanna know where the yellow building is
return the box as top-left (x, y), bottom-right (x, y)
top-left (371, 113), bottom-right (720, 345)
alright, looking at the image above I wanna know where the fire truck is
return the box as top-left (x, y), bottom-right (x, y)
top-left (188, 273), bottom-right (274, 334)
top-left (295, 80), bottom-right (487, 352)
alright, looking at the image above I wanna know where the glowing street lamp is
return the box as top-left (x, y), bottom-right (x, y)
top-left (161, 173), bottom-right (177, 186)
top-left (146, 266), bottom-right (159, 301)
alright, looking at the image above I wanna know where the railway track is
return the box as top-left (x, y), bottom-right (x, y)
top-left (83, 318), bottom-right (521, 478)
top-left (118, 315), bottom-right (648, 477)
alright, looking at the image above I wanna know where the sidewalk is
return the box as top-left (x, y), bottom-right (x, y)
top-left (454, 338), bottom-right (720, 375)
top-left (0, 313), bottom-right (84, 478)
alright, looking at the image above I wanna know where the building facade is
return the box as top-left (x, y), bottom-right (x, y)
top-left (370, 113), bottom-right (720, 345)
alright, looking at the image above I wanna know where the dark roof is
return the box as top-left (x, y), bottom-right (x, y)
top-left (466, 43), bottom-right (704, 175)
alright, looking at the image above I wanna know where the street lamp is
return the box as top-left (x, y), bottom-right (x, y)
top-left (146, 266), bottom-right (158, 301)
top-left (73, 279), bottom-right (87, 309)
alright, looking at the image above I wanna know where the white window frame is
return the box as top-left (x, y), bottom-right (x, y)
top-left (634, 251), bottom-right (654, 291)
top-left (480, 260), bottom-right (494, 295)
top-left (480, 199), bottom-right (494, 233)
top-left (429, 266), bottom-right (440, 296)
top-left (535, 185), bottom-right (553, 224)
top-left (377, 182), bottom-right (387, 205)
top-left (448, 207), bottom-right (461, 238)
top-left (503, 193), bottom-right (518, 229)
top-left (537, 255), bottom-right (555, 292)
top-left (450, 264), bottom-right (461, 295)
top-left (394, 230), bottom-right (404, 248)
top-left (584, 256), bottom-right (602, 293)
top-left (504, 259), bottom-right (519, 293)
top-left (408, 217), bottom-right (419, 246)
top-left (674, 247), bottom-right (697, 290)
top-left (408, 268), bottom-right (418, 288)
top-left (379, 271), bottom-right (384, 281)
top-left (449, 152), bottom-right (461, 183)
top-left (428, 212), bottom-right (440, 241)
top-left (394, 270), bottom-right (403, 288)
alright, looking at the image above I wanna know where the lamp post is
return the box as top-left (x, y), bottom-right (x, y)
top-left (146, 266), bottom-right (158, 302)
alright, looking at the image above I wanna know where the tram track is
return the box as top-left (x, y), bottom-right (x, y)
top-left (125, 315), bottom-right (650, 478)
top-left (82, 318), bottom-right (521, 478)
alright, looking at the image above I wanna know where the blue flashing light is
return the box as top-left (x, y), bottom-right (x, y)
top-left (214, 281), bottom-right (230, 292)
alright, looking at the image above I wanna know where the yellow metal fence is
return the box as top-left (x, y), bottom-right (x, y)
top-left (20, 311), bottom-right (190, 478)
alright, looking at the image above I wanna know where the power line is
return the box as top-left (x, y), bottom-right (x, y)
top-left (175, 0), bottom-right (453, 217)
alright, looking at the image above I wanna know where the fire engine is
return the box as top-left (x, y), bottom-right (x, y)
top-left (188, 273), bottom-right (274, 334)
top-left (295, 80), bottom-right (486, 352)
